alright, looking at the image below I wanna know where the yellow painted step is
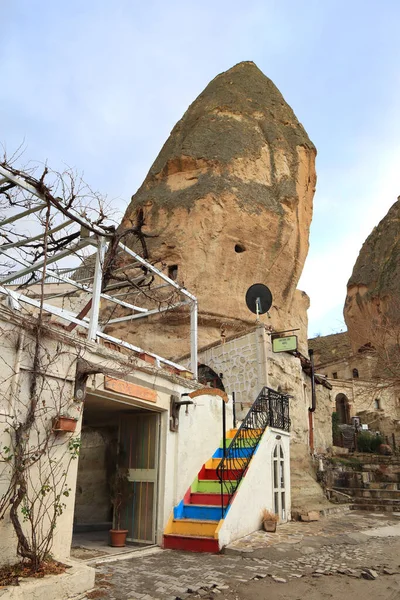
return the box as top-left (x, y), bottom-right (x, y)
top-left (226, 428), bottom-right (263, 439)
top-left (169, 518), bottom-right (219, 538)
top-left (205, 457), bottom-right (247, 470)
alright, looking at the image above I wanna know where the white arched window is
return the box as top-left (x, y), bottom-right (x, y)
top-left (273, 444), bottom-right (286, 521)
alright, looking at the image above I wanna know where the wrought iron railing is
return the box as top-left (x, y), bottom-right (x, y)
top-left (216, 386), bottom-right (290, 517)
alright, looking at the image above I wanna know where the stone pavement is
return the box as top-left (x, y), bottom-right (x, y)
top-left (224, 510), bottom-right (400, 553)
top-left (82, 512), bottom-right (400, 600)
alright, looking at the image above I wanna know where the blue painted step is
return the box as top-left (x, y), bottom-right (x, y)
top-left (174, 501), bottom-right (222, 521)
top-left (213, 446), bottom-right (253, 459)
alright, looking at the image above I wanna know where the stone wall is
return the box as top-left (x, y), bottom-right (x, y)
top-left (327, 379), bottom-right (400, 422)
top-left (194, 325), bottom-right (333, 457)
top-left (195, 327), bottom-right (261, 416)
top-left (74, 427), bottom-right (117, 527)
top-left (356, 410), bottom-right (400, 447)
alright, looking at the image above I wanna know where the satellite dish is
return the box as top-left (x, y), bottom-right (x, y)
top-left (245, 283), bottom-right (273, 315)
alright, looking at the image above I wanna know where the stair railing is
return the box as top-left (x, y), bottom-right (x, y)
top-left (216, 386), bottom-right (290, 518)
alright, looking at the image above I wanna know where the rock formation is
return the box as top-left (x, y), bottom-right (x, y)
top-left (108, 61), bottom-right (316, 359)
top-left (344, 198), bottom-right (400, 352)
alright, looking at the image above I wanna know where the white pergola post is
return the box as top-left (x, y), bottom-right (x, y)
top-left (190, 299), bottom-right (198, 379)
top-left (87, 236), bottom-right (106, 342)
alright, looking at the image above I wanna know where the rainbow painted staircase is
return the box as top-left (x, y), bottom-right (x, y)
top-left (163, 387), bottom-right (291, 553)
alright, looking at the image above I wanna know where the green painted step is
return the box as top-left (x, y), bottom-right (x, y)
top-left (192, 478), bottom-right (234, 493)
top-left (218, 437), bottom-right (258, 450)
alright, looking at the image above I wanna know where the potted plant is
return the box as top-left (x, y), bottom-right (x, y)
top-left (52, 415), bottom-right (78, 433)
top-left (261, 509), bottom-right (279, 532)
top-left (109, 468), bottom-right (130, 547)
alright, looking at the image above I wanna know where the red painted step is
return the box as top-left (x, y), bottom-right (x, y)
top-left (198, 465), bottom-right (243, 481)
top-left (163, 534), bottom-right (219, 553)
top-left (190, 492), bottom-right (229, 506)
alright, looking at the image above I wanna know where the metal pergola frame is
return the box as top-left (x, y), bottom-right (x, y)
top-left (0, 164), bottom-right (198, 378)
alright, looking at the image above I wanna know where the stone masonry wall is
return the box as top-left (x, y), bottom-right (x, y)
top-left (74, 427), bottom-right (117, 527)
top-left (197, 328), bottom-right (261, 416)
top-left (195, 326), bottom-right (333, 456)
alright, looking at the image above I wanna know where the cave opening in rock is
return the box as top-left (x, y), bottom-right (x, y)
top-left (168, 265), bottom-right (178, 280)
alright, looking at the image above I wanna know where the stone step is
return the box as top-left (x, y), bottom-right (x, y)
top-left (349, 496), bottom-right (400, 506)
top-left (368, 482), bottom-right (400, 490)
top-left (351, 504), bottom-right (400, 512)
top-left (334, 487), bottom-right (400, 499)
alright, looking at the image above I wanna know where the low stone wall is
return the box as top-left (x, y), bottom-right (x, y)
top-left (1, 561), bottom-right (95, 600)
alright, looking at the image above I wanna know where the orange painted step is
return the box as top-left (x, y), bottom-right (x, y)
top-left (167, 518), bottom-right (219, 537)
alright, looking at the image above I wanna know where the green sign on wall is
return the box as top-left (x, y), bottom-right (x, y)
top-left (272, 335), bottom-right (298, 353)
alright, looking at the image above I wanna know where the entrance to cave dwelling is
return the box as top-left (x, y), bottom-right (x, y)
top-left (335, 393), bottom-right (350, 425)
top-left (71, 392), bottom-right (160, 555)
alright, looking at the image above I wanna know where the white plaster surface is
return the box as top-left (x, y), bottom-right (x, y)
top-left (159, 392), bottom-right (233, 543)
top-left (0, 307), bottom-right (230, 564)
top-left (218, 428), bottom-right (290, 548)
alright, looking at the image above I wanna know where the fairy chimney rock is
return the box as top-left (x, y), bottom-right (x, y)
top-left (111, 61), bottom-right (317, 358)
top-left (344, 197), bottom-right (400, 351)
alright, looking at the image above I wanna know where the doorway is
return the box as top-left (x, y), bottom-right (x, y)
top-left (71, 393), bottom-right (161, 558)
top-left (335, 393), bottom-right (350, 425)
top-left (119, 413), bottom-right (160, 543)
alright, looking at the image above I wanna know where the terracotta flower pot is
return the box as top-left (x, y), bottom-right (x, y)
top-left (263, 520), bottom-right (277, 533)
top-left (109, 529), bottom-right (129, 547)
top-left (52, 416), bottom-right (78, 433)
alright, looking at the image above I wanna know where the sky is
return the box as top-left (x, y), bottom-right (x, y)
top-left (1, 0), bottom-right (400, 337)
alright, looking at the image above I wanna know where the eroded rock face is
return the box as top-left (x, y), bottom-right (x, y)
top-left (344, 198), bottom-right (400, 351)
top-left (111, 61), bottom-right (316, 358)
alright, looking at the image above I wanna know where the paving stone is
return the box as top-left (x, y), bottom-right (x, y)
top-left (383, 567), bottom-right (398, 575)
top-left (85, 512), bottom-right (400, 599)
top-left (271, 576), bottom-right (286, 583)
top-left (361, 569), bottom-right (378, 580)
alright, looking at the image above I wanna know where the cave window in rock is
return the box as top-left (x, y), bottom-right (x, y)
top-left (168, 265), bottom-right (178, 281)
top-left (234, 243), bottom-right (246, 253)
top-left (352, 368), bottom-right (359, 379)
top-left (198, 364), bottom-right (225, 391)
top-left (332, 372), bottom-right (338, 379)
top-left (335, 393), bottom-right (350, 425)
top-left (374, 398), bottom-right (381, 410)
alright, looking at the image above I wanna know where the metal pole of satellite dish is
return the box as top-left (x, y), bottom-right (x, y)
top-left (256, 297), bottom-right (261, 322)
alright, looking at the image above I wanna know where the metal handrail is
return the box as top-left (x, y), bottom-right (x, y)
top-left (216, 386), bottom-right (290, 517)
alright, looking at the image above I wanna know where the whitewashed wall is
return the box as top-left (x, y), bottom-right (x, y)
top-left (218, 428), bottom-right (290, 547)
top-left (159, 393), bottom-right (232, 543)
top-left (0, 306), bottom-right (232, 561)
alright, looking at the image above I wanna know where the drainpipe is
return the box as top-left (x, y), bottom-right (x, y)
top-left (256, 324), bottom-right (268, 389)
top-left (308, 349), bottom-right (316, 453)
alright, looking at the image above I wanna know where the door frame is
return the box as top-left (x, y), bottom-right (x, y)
top-left (118, 410), bottom-right (161, 544)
